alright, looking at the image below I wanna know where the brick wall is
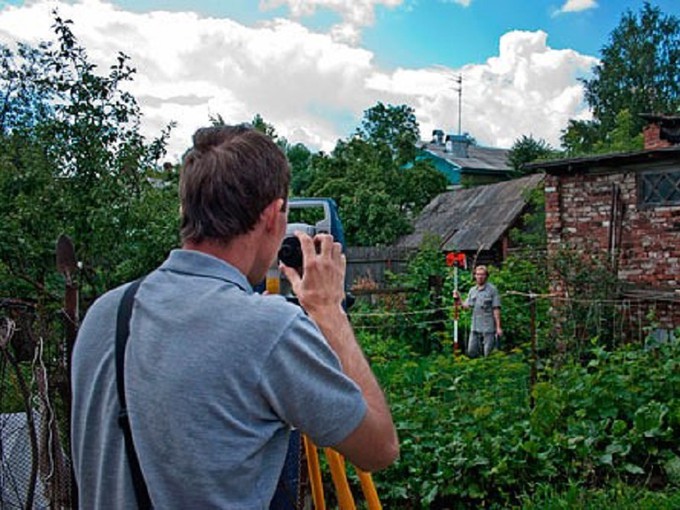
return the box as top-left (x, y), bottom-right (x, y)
top-left (545, 168), bottom-right (680, 328)
top-left (546, 170), bottom-right (680, 286)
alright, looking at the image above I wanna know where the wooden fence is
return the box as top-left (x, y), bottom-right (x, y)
top-left (345, 246), bottom-right (415, 288)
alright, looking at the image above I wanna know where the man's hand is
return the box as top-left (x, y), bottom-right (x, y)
top-left (279, 231), bottom-right (345, 315)
top-left (279, 231), bottom-right (399, 472)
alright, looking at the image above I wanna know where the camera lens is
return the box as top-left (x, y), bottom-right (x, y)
top-left (278, 236), bottom-right (303, 268)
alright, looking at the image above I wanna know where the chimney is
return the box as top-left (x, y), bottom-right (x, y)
top-left (445, 133), bottom-right (472, 158)
top-left (432, 129), bottom-right (445, 146)
top-left (640, 113), bottom-right (680, 149)
top-left (643, 122), bottom-right (672, 150)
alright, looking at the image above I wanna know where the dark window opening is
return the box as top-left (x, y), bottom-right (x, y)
top-left (639, 168), bottom-right (680, 207)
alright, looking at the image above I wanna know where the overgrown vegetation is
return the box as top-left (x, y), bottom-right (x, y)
top-left (357, 316), bottom-right (679, 508)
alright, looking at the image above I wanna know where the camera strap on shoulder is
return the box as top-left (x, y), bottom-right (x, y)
top-left (115, 277), bottom-right (152, 510)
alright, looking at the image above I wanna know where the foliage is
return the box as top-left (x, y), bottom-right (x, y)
top-left (508, 135), bottom-right (558, 174)
top-left (562, 109), bottom-right (645, 157)
top-left (287, 142), bottom-right (313, 195)
top-left (295, 103), bottom-right (447, 246)
top-left (548, 247), bottom-right (623, 355)
top-left (361, 336), bottom-right (680, 509)
top-left (355, 101), bottom-right (420, 166)
top-left (561, 2), bottom-right (680, 155)
top-left (583, 2), bottom-right (680, 135)
top-left (0, 14), bottom-right (177, 302)
top-left (508, 186), bottom-right (546, 250)
top-left (519, 482), bottom-right (680, 509)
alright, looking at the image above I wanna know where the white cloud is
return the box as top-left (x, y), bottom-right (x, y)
top-left (557, 0), bottom-right (598, 14)
top-left (260, 0), bottom-right (403, 44)
top-left (438, 0), bottom-right (472, 6)
top-left (365, 30), bottom-right (598, 149)
top-left (0, 0), bottom-right (597, 160)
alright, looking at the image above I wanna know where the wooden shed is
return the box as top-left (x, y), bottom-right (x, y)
top-left (395, 173), bottom-right (545, 266)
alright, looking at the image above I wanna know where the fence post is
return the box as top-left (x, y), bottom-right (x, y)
top-left (428, 274), bottom-right (445, 353)
top-left (529, 292), bottom-right (537, 409)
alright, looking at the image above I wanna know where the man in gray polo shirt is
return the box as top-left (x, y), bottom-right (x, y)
top-left (454, 265), bottom-right (502, 358)
top-left (71, 125), bottom-right (399, 509)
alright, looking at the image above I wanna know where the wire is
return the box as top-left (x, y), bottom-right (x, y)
top-left (31, 336), bottom-right (56, 483)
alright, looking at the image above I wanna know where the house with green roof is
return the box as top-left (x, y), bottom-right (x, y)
top-left (417, 130), bottom-right (513, 187)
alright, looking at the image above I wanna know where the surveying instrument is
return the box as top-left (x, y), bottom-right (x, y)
top-left (264, 198), bottom-right (382, 510)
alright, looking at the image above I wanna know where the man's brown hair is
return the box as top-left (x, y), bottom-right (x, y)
top-left (179, 125), bottom-right (290, 245)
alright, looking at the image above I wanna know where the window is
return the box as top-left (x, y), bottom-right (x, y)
top-left (639, 168), bottom-right (680, 207)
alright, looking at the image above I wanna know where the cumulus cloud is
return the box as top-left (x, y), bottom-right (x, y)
top-left (366, 30), bottom-right (597, 148)
top-left (557, 0), bottom-right (598, 14)
top-left (0, 0), bottom-right (597, 159)
top-left (260, 0), bottom-right (403, 44)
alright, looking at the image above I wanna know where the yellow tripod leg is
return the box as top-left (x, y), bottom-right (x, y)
top-left (324, 448), bottom-right (356, 510)
top-left (356, 469), bottom-right (382, 510)
top-left (304, 436), bottom-right (325, 510)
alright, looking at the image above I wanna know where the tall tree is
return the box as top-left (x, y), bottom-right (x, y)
top-left (508, 135), bottom-right (557, 174)
top-left (355, 102), bottom-right (420, 165)
top-left (0, 13), bottom-right (175, 302)
top-left (563, 2), bottom-right (680, 154)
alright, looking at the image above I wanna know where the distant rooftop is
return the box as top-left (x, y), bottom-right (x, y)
top-left (396, 173), bottom-right (544, 251)
top-left (418, 130), bottom-right (511, 175)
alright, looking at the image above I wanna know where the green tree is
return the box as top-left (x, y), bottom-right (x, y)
top-left (560, 119), bottom-right (603, 156)
top-left (562, 109), bottom-right (645, 156)
top-left (508, 135), bottom-right (557, 174)
top-left (592, 109), bottom-right (645, 153)
top-left (562, 2), bottom-right (680, 154)
top-left (355, 102), bottom-right (420, 165)
top-left (287, 142), bottom-right (313, 195)
top-left (585, 2), bottom-right (680, 132)
top-left (0, 13), bottom-right (176, 304)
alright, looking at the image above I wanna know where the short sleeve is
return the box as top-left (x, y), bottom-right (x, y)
top-left (492, 285), bottom-right (501, 308)
top-left (258, 313), bottom-right (367, 447)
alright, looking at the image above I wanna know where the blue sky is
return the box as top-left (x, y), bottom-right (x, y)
top-left (0, 0), bottom-right (678, 160)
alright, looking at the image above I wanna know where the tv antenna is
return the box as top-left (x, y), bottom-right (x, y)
top-left (452, 74), bottom-right (462, 136)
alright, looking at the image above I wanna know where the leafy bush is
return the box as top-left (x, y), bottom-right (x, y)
top-left (359, 332), bottom-right (680, 509)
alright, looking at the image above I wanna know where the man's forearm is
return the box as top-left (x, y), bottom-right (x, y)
top-left (493, 309), bottom-right (501, 330)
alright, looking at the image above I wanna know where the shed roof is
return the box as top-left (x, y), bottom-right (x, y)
top-left (396, 173), bottom-right (544, 251)
top-left (524, 146), bottom-right (680, 173)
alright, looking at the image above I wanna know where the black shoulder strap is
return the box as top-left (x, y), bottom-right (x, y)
top-left (115, 277), bottom-right (152, 509)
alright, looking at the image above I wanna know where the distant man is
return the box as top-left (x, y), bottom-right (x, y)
top-left (453, 265), bottom-right (502, 357)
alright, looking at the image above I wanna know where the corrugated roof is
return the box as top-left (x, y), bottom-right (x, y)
top-left (419, 141), bottom-right (511, 173)
top-left (396, 173), bottom-right (544, 251)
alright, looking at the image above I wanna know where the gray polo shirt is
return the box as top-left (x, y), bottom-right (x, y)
top-left (71, 249), bottom-right (366, 509)
top-left (465, 282), bottom-right (501, 333)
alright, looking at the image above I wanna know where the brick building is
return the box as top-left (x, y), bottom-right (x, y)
top-left (530, 114), bottom-right (680, 335)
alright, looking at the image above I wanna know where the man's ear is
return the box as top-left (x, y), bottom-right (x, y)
top-left (263, 198), bottom-right (285, 231)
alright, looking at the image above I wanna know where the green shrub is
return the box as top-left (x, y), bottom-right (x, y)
top-left (366, 339), bottom-right (680, 508)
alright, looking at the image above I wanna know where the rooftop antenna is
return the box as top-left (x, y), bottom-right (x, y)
top-left (453, 74), bottom-right (462, 136)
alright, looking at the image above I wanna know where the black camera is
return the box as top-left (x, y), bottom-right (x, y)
top-left (277, 224), bottom-right (320, 269)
